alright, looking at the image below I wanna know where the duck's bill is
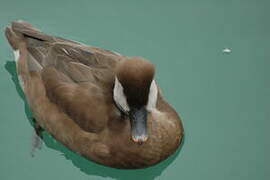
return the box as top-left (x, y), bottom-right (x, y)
top-left (129, 107), bottom-right (148, 144)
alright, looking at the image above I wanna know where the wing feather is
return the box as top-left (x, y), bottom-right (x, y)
top-left (41, 67), bottom-right (108, 133)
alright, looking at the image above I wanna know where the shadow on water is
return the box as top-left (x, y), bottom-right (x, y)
top-left (5, 60), bottom-right (185, 180)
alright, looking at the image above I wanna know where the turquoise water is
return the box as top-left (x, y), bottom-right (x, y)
top-left (0, 0), bottom-right (270, 179)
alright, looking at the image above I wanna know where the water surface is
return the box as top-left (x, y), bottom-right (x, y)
top-left (0, 0), bottom-right (270, 179)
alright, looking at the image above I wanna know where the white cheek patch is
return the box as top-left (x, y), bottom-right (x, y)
top-left (146, 80), bottom-right (158, 112)
top-left (113, 77), bottom-right (130, 112)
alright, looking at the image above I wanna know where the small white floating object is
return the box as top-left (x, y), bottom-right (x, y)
top-left (223, 48), bottom-right (231, 53)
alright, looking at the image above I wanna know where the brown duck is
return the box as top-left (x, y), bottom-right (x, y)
top-left (5, 21), bottom-right (184, 169)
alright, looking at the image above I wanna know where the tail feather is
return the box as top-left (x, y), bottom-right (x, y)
top-left (5, 21), bottom-right (51, 68)
top-left (11, 20), bottom-right (54, 42)
top-left (5, 26), bottom-right (23, 50)
top-left (5, 20), bottom-right (83, 73)
top-left (9, 20), bottom-right (80, 45)
top-left (5, 21), bottom-right (44, 80)
top-left (5, 21), bottom-right (42, 50)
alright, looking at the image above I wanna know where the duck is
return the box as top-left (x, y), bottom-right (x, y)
top-left (5, 20), bottom-right (184, 169)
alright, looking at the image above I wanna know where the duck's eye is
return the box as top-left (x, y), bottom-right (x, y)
top-left (146, 80), bottom-right (158, 112)
top-left (113, 77), bottom-right (130, 113)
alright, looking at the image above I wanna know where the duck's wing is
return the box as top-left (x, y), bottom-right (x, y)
top-left (11, 20), bottom-right (121, 57)
top-left (6, 20), bottom-right (122, 133)
top-left (11, 21), bottom-right (121, 82)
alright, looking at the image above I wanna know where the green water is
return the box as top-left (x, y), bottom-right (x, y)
top-left (1, 0), bottom-right (270, 179)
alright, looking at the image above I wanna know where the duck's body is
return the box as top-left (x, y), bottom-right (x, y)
top-left (5, 21), bottom-right (183, 169)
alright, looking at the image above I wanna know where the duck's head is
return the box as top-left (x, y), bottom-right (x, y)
top-left (114, 57), bottom-right (158, 144)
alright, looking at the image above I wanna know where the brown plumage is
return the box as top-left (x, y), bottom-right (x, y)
top-left (5, 20), bottom-right (184, 169)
